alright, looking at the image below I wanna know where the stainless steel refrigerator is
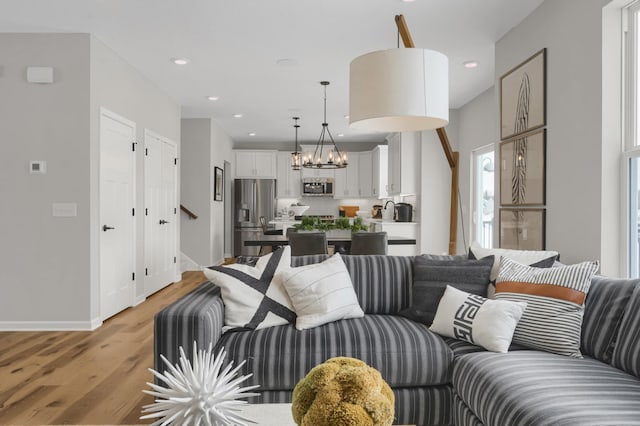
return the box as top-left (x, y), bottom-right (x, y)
top-left (233, 178), bottom-right (276, 256)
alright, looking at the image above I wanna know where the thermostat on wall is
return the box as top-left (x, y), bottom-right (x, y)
top-left (30, 161), bottom-right (47, 174)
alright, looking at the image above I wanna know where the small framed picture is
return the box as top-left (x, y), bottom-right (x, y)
top-left (499, 208), bottom-right (545, 250)
top-left (500, 48), bottom-right (546, 140)
top-left (499, 128), bottom-right (546, 206)
top-left (214, 166), bottom-right (223, 202)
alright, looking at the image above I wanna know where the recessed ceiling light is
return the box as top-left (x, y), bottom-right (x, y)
top-left (402, 0), bottom-right (416, 2)
top-left (337, 133), bottom-right (345, 137)
top-left (463, 60), bottom-right (479, 69)
top-left (172, 58), bottom-right (189, 65)
top-left (344, 115), bottom-right (350, 120)
top-left (248, 132), bottom-right (256, 137)
top-left (233, 113), bottom-right (243, 118)
top-left (207, 96), bottom-right (219, 101)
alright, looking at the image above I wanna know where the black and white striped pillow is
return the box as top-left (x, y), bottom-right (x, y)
top-left (495, 258), bottom-right (599, 357)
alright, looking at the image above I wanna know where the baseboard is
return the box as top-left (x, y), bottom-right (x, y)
top-left (180, 251), bottom-right (202, 272)
top-left (0, 319), bottom-right (102, 331)
top-left (134, 295), bottom-right (146, 306)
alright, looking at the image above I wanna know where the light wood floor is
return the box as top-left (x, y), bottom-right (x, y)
top-left (0, 271), bottom-right (208, 425)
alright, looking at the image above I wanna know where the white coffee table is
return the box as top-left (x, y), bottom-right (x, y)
top-left (238, 403), bottom-right (296, 425)
top-left (237, 403), bottom-right (413, 426)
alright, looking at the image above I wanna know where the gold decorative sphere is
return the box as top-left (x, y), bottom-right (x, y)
top-left (291, 357), bottom-right (395, 426)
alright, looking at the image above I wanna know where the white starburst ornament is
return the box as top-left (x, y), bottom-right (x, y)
top-left (141, 342), bottom-right (260, 426)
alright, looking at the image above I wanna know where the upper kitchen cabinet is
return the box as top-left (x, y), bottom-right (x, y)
top-left (301, 167), bottom-right (335, 179)
top-left (358, 151), bottom-right (373, 198)
top-left (299, 145), bottom-right (335, 179)
top-left (387, 132), bottom-right (419, 196)
top-left (372, 145), bottom-right (388, 199)
top-left (234, 150), bottom-right (277, 178)
top-left (334, 152), bottom-right (359, 199)
top-left (276, 152), bottom-right (301, 198)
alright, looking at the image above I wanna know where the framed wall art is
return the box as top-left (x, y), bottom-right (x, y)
top-left (500, 48), bottom-right (546, 140)
top-left (499, 208), bottom-right (545, 250)
top-left (214, 166), bottom-right (223, 202)
top-left (499, 128), bottom-right (546, 206)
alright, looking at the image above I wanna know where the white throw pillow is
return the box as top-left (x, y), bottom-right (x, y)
top-left (203, 246), bottom-right (295, 331)
top-left (276, 253), bottom-right (364, 330)
top-left (430, 285), bottom-right (527, 353)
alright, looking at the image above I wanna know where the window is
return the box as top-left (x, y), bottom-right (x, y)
top-left (625, 2), bottom-right (640, 277)
top-left (471, 145), bottom-right (495, 248)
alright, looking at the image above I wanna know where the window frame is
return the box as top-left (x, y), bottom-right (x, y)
top-left (470, 143), bottom-right (495, 249)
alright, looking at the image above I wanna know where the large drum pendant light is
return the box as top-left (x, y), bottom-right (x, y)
top-left (349, 16), bottom-right (449, 132)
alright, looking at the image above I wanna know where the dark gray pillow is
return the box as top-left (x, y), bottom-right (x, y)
top-left (400, 255), bottom-right (494, 326)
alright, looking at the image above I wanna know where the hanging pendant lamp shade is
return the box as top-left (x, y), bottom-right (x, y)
top-left (349, 48), bottom-right (449, 132)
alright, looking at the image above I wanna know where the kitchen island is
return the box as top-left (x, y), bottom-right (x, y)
top-left (244, 234), bottom-right (417, 255)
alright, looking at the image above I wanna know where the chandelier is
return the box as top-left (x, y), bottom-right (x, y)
top-left (302, 81), bottom-right (348, 169)
top-left (290, 117), bottom-right (301, 170)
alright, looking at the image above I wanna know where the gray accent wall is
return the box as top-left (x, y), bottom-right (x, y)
top-left (455, 0), bottom-right (620, 273)
top-left (0, 34), bottom-right (92, 327)
top-left (180, 118), bottom-right (233, 268)
top-left (0, 33), bottom-right (180, 329)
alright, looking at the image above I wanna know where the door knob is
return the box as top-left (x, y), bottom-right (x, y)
top-left (102, 225), bottom-right (115, 232)
top-left (159, 219), bottom-right (169, 225)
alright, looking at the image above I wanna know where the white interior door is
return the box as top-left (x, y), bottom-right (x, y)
top-left (100, 109), bottom-right (136, 320)
top-left (144, 130), bottom-right (178, 295)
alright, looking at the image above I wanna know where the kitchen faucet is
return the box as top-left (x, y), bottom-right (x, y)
top-left (383, 200), bottom-right (395, 221)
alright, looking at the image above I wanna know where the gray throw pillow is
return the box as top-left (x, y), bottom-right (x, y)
top-left (400, 255), bottom-right (494, 326)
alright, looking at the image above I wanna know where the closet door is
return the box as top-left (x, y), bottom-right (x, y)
top-left (100, 108), bottom-right (136, 320)
top-left (144, 130), bottom-right (178, 296)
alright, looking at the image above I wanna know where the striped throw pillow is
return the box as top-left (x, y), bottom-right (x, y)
top-left (495, 258), bottom-right (599, 357)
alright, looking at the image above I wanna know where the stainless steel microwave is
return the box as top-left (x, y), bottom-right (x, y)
top-left (302, 178), bottom-right (334, 197)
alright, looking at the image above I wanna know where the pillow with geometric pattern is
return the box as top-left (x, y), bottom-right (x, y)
top-left (429, 285), bottom-right (527, 353)
top-left (495, 257), bottom-right (599, 358)
top-left (203, 246), bottom-right (296, 332)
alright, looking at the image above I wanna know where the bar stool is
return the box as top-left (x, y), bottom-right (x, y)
top-left (288, 232), bottom-right (328, 256)
top-left (350, 232), bottom-right (388, 255)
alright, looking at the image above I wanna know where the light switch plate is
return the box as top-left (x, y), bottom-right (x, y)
top-left (27, 66), bottom-right (54, 83)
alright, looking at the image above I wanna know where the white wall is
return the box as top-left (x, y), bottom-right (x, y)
top-left (180, 118), bottom-right (233, 268)
top-left (89, 36), bottom-right (181, 318)
top-left (419, 129), bottom-right (452, 255)
top-left (455, 88), bottom-right (498, 253)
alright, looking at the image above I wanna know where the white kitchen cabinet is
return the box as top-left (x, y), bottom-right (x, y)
top-left (276, 152), bottom-right (301, 198)
top-left (234, 150), bottom-right (277, 178)
top-left (301, 166), bottom-right (335, 179)
top-left (333, 153), bottom-right (359, 198)
top-left (358, 151), bottom-right (373, 198)
top-left (374, 221), bottom-right (419, 255)
top-left (372, 145), bottom-right (388, 199)
top-left (387, 132), bottom-right (419, 196)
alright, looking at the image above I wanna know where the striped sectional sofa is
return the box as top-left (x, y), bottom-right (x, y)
top-left (155, 255), bottom-right (640, 426)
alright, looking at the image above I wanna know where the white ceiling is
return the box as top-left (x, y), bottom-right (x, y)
top-left (0, 0), bottom-right (544, 145)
